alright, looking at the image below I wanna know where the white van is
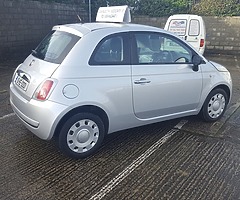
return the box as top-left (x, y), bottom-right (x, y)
top-left (164, 14), bottom-right (206, 55)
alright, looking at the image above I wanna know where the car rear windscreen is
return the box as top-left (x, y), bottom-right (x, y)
top-left (32, 30), bottom-right (80, 64)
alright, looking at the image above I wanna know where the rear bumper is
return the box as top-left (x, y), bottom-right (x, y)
top-left (10, 83), bottom-right (67, 140)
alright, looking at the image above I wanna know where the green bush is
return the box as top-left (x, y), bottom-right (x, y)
top-left (137, 0), bottom-right (190, 17)
top-left (23, 0), bottom-right (84, 4)
top-left (18, 0), bottom-right (240, 17)
top-left (191, 0), bottom-right (240, 16)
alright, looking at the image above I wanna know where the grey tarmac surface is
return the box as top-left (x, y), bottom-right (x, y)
top-left (0, 55), bottom-right (240, 200)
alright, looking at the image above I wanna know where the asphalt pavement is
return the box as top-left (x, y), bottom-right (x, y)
top-left (0, 55), bottom-right (240, 200)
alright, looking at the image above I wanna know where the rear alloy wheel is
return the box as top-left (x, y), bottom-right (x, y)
top-left (201, 88), bottom-right (228, 122)
top-left (58, 113), bottom-right (105, 159)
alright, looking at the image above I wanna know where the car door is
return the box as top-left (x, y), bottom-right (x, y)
top-left (131, 31), bottom-right (203, 120)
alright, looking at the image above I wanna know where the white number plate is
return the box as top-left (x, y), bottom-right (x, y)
top-left (14, 74), bottom-right (29, 91)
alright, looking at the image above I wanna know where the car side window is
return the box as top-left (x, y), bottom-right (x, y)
top-left (90, 35), bottom-right (126, 65)
top-left (134, 32), bottom-right (192, 64)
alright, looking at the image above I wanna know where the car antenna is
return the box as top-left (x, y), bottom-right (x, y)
top-left (73, 7), bottom-right (82, 22)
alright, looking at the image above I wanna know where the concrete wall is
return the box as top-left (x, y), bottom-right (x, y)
top-left (0, 0), bottom-right (88, 61)
top-left (132, 15), bottom-right (240, 55)
top-left (204, 16), bottom-right (240, 54)
top-left (1, 2), bottom-right (239, 61)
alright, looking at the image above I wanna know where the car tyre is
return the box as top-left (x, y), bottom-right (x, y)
top-left (58, 113), bottom-right (105, 159)
top-left (201, 88), bottom-right (228, 122)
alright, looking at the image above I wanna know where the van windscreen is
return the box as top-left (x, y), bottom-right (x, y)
top-left (32, 31), bottom-right (80, 64)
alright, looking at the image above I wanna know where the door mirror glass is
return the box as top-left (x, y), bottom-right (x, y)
top-left (192, 55), bottom-right (202, 71)
top-left (192, 55), bottom-right (202, 65)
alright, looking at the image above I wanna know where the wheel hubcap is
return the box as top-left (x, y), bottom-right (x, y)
top-left (67, 119), bottom-right (99, 153)
top-left (77, 129), bottom-right (90, 143)
top-left (207, 93), bottom-right (226, 119)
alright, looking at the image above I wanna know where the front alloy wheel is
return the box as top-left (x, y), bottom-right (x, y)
top-left (201, 88), bottom-right (228, 122)
top-left (58, 113), bottom-right (105, 159)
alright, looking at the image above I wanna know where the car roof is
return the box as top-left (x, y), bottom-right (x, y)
top-left (53, 22), bottom-right (163, 37)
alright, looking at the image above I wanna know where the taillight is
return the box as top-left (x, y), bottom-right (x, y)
top-left (200, 39), bottom-right (205, 47)
top-left (36, 80), bottom-right (54, 101)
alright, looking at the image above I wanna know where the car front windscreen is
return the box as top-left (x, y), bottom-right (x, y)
top-left (32, 30), bottom-right (80, 64)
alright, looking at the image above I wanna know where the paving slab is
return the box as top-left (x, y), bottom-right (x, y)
top-left (181, 54), bottom-right (240, 137)
top-left (0, 55), bottom-right (240, 200)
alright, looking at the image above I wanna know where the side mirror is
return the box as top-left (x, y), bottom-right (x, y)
top-left (192, 55), bottom-right (202, 72)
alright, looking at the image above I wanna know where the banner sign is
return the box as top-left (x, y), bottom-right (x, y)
top-left (96, 5), bottom-right (131, 23)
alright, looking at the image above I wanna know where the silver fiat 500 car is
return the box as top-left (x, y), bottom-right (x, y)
top-left (10, 7), bottom-right (232, 158)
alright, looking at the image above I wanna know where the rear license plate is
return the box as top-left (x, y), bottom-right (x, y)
top-left (14, 74), bottom-right (29, 91)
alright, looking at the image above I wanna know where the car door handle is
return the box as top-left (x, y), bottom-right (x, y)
top-left (134, 78), bottom-right (151, 84)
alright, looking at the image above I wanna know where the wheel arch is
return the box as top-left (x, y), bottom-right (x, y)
top-left (54, 105), bottom-right (109, 138)
top-left (199, 84), bottom-right (230, 122)
top-left (211, 84), bottom-right (231, 104)
top-left (199, 84), bottom-right (231, 114)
